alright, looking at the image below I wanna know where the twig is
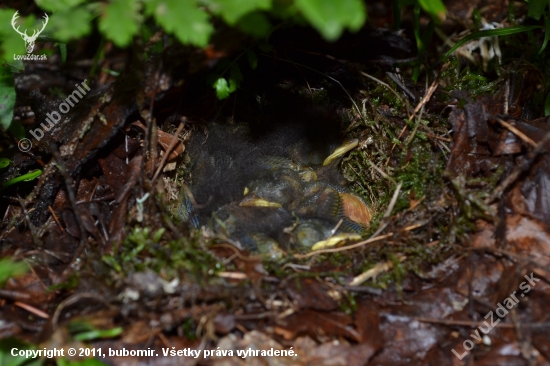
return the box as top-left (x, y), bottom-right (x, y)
top-left (234, 312), bottom-right (277, 320)
top-left (360, 71), bottom-right (411, 115)
top-left (50, 147), bottom-right (86, 246)
top-left (218, 272), bottom-right (247, 280)
top-left (386, 125), bottom-right (409, 166)
top-left (52, 292), bottom-right (110, 330)
top-left (48, 205), bottom-right (64, 233)
top-left (492, 116), bottom-right (537, 148)
top-left (281, 263), bottom-right (311, 271)
top-left (349, 254), bottom-right (406, 286)
top-left (141, 61), bottom-right (162, 188)
top-left (486, 130), bottom-right (550, 204)
top-left (384, 182), bottom-right (403, 218)
top-left (402, 222), bottom-right (425, 231)
top-left (343, 285), bottom-right (383, 296)
top-left (410, 68), bottom-right (443, 120)
top-left (363, 160), bottom-right (397, 185)
top-left (14, 301), bottom-right (49, 319)
top-left (328, 218), bottom-right (343, 238)
top-left (385, 66), bottom-right (444, 164)
top-left (210, 243), bottom-right (260, 262)
top-left (415, 317), bottom-right (550, 329)
top-left (406, 77), bottom-right (432, 145)
top-left (504, 78), bottom-right (510, 115)
top-left (152, 118), bottom-right (186, 182)
top-left (424, 132), bottom-right (451, 142)
top-left (406, 100), bottom-right (426, 145)
top-left (386, 72), bottom-right (416, 102)
top-left (16, 195), bottom-right (42, 247)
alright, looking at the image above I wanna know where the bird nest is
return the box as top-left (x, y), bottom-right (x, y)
top-left (162, 74), bottom-right (453, 289)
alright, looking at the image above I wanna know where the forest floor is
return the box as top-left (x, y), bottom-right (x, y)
top-left (1, 1), bottom-right (550, 365)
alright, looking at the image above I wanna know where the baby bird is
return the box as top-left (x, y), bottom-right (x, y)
top-left (179, 113), bottom-right (371, 253)
top-left (210, 202), bottom-right (293, 256)
top-left (240, 168), bottom-right (304, 209)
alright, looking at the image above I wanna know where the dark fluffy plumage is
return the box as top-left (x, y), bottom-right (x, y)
top-left (183, 105), bottom-right (346, 222)
top-left (179, 105), bottom-right (368, 252)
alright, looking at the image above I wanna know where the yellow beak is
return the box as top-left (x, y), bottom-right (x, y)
top-left (322, 139), bottom-right (359, 166)
top-left (311, 232), bottom-right (361, 250)
top-left (239, 196), bottom-right (282, 208)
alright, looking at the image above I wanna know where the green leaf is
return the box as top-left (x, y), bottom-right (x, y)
top-left (527, 0), bottom-right (549, 20)
top-left (8, 121), bottom-right (25, 139)
top-left (0, 169), bottom-right (43, 191)
top-left (0, 258), bottom-right (28, 286)
top-left (210, 0), bottom-right (271, 24)
top-left (0, 10), bottom-right (27, 60)
top-left (101, 68), bottom-right (120, 76)
top-left (4, 60), bottom-right (25, 73)
top-left (0, 158), bottom-right (10, 169)
top-left (0, 36), bottom-right (26, 61)
top-left (0, 338), bottom-right (42, 366)
top-left (294, 0), bottom-right (366, 41)
top-left (36, 0), bottom-right (86, 12)
top-left (444, 25), bottom-right (544, 57)
top-left (73, 327), bottom-right (123, 341)
top-left (46, 7), bottom-right (94, 42)
top-left (544, 92), bottom-right (550, 116)
top-left (22, 170), bottom-right (42, 181)
top-left (58, 43), bottom-right (67, 62)
top-left (147, 0), bottom-right (214, 47)
top-left (153, 228), bottom-right (165, 242)
top-left (0, 66), bottom-right (16, 131)
top-left (237, 12), bottom-right (271, 37)
top-left (229, 64), bottom-right (243, 92)
top-left (58, 358), bottom-right (109, 366)
top-left (418, 0), bottom-right (446, 23)
top-left (99, 0), bottom-right (141, 47)
top-left (213, 77), bottom-right (231, 99)
top-left (102, 255), bottom-right (122, 272)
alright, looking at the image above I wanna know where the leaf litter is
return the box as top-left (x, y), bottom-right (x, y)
top-left (1, 2), bottom-right (550, 365)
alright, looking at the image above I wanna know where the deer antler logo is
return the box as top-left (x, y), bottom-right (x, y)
top-left (11, 11), bottom-right (49, 54)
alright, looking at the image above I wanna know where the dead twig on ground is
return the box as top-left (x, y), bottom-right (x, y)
top-left (486, 130), bottom-right (550, 204)
top-left (492, 116), bottom-right (536, 148)
top-left (152, 118), bottom-right (186, 182)
top-left (415, 317), bottom-right (550, 329)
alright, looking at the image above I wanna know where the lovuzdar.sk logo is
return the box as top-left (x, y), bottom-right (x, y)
top-left (11, 11), bottom-right (49, 60)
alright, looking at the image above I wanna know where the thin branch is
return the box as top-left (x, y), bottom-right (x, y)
top-left (492, 116), bottom-right (536, 148)
top-left (152, 118), bottom-right (186, 182)
top-left (486, 130), bottom-right (550, 204)
top-left (415, 317), bottom-right (550, 329)
top-left (360, 71), bottom-right (411, 116)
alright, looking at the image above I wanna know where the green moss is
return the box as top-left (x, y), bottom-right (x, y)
top-left (393, 141), bottom-right (444, 213)
top-left (339, 292), bottom-right (357, 315)
top-left (102, 227), bottom-right (224, 285)
top-left (181, 318), bottom-right (197, 341)
top-left (440, 58), bottom-right (499, 98)
top-left (48, 273), bottom-right (80, 292)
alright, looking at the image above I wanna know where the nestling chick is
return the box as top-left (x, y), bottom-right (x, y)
top-left (179, 106), bottom-right (371, 253)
